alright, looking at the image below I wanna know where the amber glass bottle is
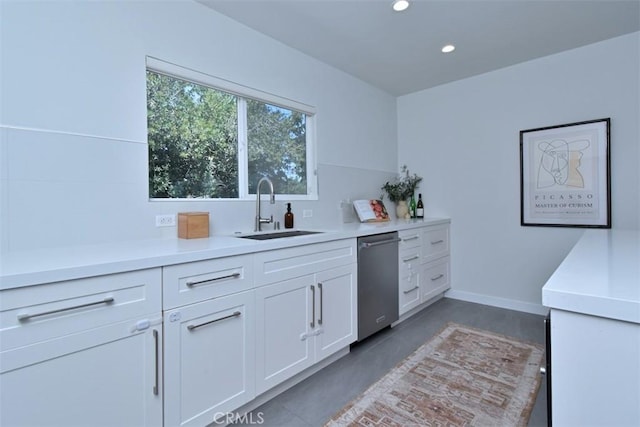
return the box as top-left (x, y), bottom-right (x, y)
top-left (284, 203), bottom-right (294, 229)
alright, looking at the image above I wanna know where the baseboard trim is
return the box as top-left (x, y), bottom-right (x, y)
top-left (444, 289), bottom-right (548, 316)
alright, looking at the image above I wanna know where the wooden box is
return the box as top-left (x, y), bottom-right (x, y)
top-left (178, 212), bottom-right (209, 239)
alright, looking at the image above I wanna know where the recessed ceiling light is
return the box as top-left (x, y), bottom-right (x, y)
top-left (392, 0), bottom-right (409, 12)
top-left (441, 44), bottom-right (456, 53)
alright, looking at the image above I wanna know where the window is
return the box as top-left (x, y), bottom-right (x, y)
top-left (146, 57), bottom-right (317, 200)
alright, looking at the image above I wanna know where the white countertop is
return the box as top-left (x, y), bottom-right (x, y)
top-left (542, 229), bottom-right (640, 324)
top-left (0, 218), bottom-right (450, 290)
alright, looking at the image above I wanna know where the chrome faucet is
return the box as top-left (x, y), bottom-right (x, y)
top-left (255, 177), bottom-right (275, 231)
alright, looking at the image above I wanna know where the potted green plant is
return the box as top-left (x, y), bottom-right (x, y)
top-left (381, 165), bottom-right (422, 219)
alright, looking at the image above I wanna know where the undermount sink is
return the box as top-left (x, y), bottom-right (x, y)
top-left (237, 230), bottom-right (323, 240)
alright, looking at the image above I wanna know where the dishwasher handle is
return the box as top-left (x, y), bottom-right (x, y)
top-left (359, 237), bottom-right (401, 249)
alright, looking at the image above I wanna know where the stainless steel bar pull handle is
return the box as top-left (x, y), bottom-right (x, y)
top-left (318, 283), bottom-right (323, 325)
top-left (186, 272), bottom-right (240, 287)
top-left (431, 274), bottom-right (444, 281)
top-left (430, 239), bottom-right (444, 245)
top-left (403, 286), bottom-right (419, 294)
top-left (187, 311), bottom-right (241, 331)
top-left (17, 297), bottom-right (115, 321)
top-left (402, 235), bottom-right (419, 241)
top-left (402, 255), bottom-right (420, 263)
top-left (153, 329), bottom-right (159, 396)
top-left (360, 238), bottom-right (402, 249)
top-left (310, 285), bottom-right (316, 328)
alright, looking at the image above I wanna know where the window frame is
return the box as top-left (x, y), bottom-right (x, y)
top-left (146, 56), bottom-right (318, 201)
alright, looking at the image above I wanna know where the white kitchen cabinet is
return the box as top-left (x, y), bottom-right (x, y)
top-left (313, 265), bottom-right (357, 361)
top-left (550, 309), bottom-right (640, 426)
top-left (163, 290), bottom-right (255, 427)
top-left (254, 275), bottom-right (315, 394)
top-left (254, 263), bottom-right (357, 395)
top-left (0, 319), bottom-right (162, 427)
top-left (542, 230), bottom-right (640, 426)
top-left (253, 240), bottom-right (357, 395)
top-left (421, 224), bottom-right (451, 302)
top-left (0, 269), bottom-right (163, 427)
top-left (398, 229), bottom-right (422, 315)
top-left (398, 224), bottom-right (451, 316)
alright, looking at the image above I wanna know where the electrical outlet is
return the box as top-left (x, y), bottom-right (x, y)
top-left (156, 214), bottom-right (176, 227)
top-left (303, 209), bottom-right (313, 218)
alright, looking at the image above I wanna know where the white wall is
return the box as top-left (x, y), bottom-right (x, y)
top-left (398, 32), bottom-right (640, 314)
top-left (0, 0), bottom-right (397, 252)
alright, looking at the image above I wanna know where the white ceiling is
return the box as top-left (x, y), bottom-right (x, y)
top-left (197, 0), bottom-right (640, 96)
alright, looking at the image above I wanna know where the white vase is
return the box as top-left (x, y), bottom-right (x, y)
top-left (396, 200), bottom-right (409, 219)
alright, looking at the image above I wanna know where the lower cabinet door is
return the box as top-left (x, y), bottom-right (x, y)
top-left (0, 319), bottom-right (162, 427)
top-left (254, 275), bottom-right (314, 395)
top-left (314, 264), bottom-right (357, 361)
top-left (163, 290), bottom-right (255, 427)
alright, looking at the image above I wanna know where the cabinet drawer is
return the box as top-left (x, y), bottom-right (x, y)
top-left (0, 268), bottom-right (161, 351)
top-left (399, 271), bottom-right (421, 315)
top-left (399, 248), bottom-right (421, 279)
top-left (423, 225), bottom-right (450, 262)
top-left (162, 254), bottom-right (253, 309)
top-left (422, 256), bottom-right (450, 302)
top-left (253, 239), bottom-right (356, 286)
top-left (398, 229), bottom-right (422, 250)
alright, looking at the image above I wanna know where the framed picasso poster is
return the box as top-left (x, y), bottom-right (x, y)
top-left (520, 118), bottom-right (611, 228)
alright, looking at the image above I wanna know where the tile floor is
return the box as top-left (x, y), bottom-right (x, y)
top-left (238, 297), bottom-right (547, 426)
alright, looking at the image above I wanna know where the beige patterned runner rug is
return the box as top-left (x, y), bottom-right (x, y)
top-left (326, 322), bottom-right (544, 426)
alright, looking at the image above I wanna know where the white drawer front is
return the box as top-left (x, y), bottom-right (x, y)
top-left (162, 254), bottom-right (253, 309)
top-left (422, 256), bottom-right (450, 302)
top-left (399, 248), bottom-right (421, 279)
top-left (398, 229), bottom-right (422, 250)
top-left (253, 239), bottom-right (357, 286)
top-left (399, 270), bottom-right (421, 315)
top-left (0, 268), bottom-right (161, 351)
top-left (423, 225), bottom-right (450, 263)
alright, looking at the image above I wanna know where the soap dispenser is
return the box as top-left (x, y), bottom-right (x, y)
top-left (284, 203), bottom-right (294, 229)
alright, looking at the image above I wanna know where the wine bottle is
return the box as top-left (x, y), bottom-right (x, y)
top-left (416, 193), bottom-right (424, 219)
top-left (409, 195), bottom-right (416, 219)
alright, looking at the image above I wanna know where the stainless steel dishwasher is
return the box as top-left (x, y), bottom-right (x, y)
top-left (357, 232), bottom-right (400, 341)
